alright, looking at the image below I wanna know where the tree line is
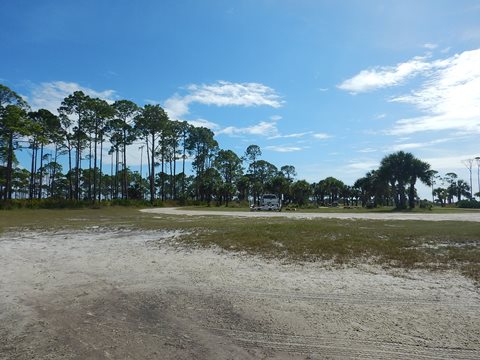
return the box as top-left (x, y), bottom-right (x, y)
top-left (1, 83), bottom-right (477, 208)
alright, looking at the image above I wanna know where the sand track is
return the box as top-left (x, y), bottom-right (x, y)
top-left (1, 227), bottom-right (479, 359)
top-left (141, 207), bottom-right (480, 222)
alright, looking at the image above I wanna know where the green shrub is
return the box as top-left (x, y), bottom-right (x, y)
top-left (419, 200), bottom-right (433, 210)
top-left (456, 200), bottom-right (480, 209)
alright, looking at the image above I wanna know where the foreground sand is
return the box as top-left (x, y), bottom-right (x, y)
top-left (1, 226), bottom-right (479, 359)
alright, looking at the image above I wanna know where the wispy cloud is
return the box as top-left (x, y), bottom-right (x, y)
top-left (388, 49), bottom-right (480, 135)
top-left (313, 133), bottom-right (332, 139)
top-left (388, 138), bottom-right (454, 152)
top-left (26, 81), bottom-right (117, 114)
top-left (345, 160), bottom-right (379, 172)
top-left (423, 43), bottom-right (438, 50)
top-left (357, 148), bottom-right (377, 153)
top-left (164, 80), bottom-right (283, 119)
top-left (217, 120), bottom-right (279, 137)
top-left (337, 56), bottom-right (440, 93)
top-left (187, 118), bottom-right (220, 130)
top-left (424, 154), bottom-right (480, 171)
top-left (264, 145), bottom-right (304, 153)
top-left (339, 49), bottom-right (480, 136)
top-left (268, 131), bottom-right (312, 140)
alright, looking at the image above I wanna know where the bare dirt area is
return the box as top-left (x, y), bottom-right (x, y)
top-left (1, 227), bottom-right (480, 359)
top-left (142, 207), bottom-right (480, 222)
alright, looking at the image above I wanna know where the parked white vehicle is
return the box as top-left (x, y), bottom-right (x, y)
top-left (250, 194), bottom-right (282, 211)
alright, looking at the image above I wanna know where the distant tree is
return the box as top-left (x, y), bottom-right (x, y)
top-left (0, 84), bottom-right (30, 199)
top-left (291, 180), bottom-right (311, 206)
top-left (214, 149), bottom-right (243, 206)
top-left (135, 104), bottom-right (169, 203)
top-left (179, 121), bottom-right (192, 198)
top-left (245, 144), bottom-right (262, 202)
top-left (252, 159), bottom-right (277, 198)
top-left (462, 159), bottom-right (474, 199)
top-left (280, 165), bottom-right (296, 181)
top-left (58, 91), bottom-right (90, 200)
top-left (86, 98), bottom-right (114, 202)
top-left (407, 158), bottom-right (433, 209)
top-left (28, 109), bottom-right (60, 199)
top-left (187, 126), bottom-right (218, 201)
top-left (112, 100), bottom-right (139, 200)
top-left (1, 105), bottom-right (30, 199)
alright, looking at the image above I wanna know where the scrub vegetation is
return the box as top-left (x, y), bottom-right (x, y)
top-left (1, 207), bottom-right (478, 282)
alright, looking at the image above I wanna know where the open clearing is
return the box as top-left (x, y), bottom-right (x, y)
top-left (1, 208), bottom-right (479, 359)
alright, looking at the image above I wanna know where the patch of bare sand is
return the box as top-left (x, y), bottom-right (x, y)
top-left (141, 207), bottom-right (480, 222)
top-left (1, 228), bottom-right (479, 359)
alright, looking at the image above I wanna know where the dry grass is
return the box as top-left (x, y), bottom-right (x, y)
top-left (1, 207), bottom-right (479, 282)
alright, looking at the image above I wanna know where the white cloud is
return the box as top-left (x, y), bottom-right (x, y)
top-left (337, 56), bottom-right (438, 93)
top-left (270, 115), bottom-right (283, 121)
top-left (268, 131), bottom-right (312, 140)
top-left (423, 43), bottom-right (438, 50)
top-left (164, 80), bottom-right (283, 119)
top-left (388, 49), bottom-right (480, 135)
top-left (264, 145), bottom-right (304, 153)
top-left (345, 160), bottom-right (379, 172)
top-left (313, 133), bottom-right (332, 139)
top-left (424, 154), bottom-right (480, 171)
top-left (186, 118), bottom-right (220, 130)
top-left (388, 138), bottom-right (454, 152)
top-left (217, 120), bottom-right (279, 137)
top-left (28, 81), bottom-right (117, 114)
top-left (357, 148), bottom-right (377, 153)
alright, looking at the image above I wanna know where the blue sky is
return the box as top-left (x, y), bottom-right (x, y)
top-left (2, 0), bottom-right (480, 196)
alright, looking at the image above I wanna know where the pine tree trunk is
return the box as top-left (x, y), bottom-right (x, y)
top-left (150, 134), bottom-right (155, 203)
top-left (98, 133), bottom-right (103, 202)
top-left (38, 143), bottom-right (44, 199)
top-left (123, 129), bottom-right (128, 200)
top-left (5, 133), bottom-right (14, 200)
top-left (93, 126), bottom-right (98, 203)
top-left (29, 140), bottom-right (36, 199)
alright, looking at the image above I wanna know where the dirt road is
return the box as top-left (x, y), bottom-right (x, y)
top-left (141, 207), bottom-right (480, 222)
top-left (1, 226), bottom-right (479, 359)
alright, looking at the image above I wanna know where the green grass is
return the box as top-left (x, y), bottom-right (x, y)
top-left (1, 207), bottom-right (479, 283)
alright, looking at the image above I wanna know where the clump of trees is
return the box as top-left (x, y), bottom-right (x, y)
top-left (354, 151), bottom-right (434, 209)
top-left (1, 83), bottom-right (475, 209)
top-left (0, 84), bottom-right (307, 206)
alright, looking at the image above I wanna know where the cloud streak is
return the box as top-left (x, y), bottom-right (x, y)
top-left (217, 120), bottom-right (279, 137)
top-left (337, 56), bottom-right (441, 93)
top-left (164, 80), bottom-right (283, 119)
top-left (264, 145), bottom-right (304, 153)
top-left (389, 49), bottom-right (480, 135)
top-left (27, 81), bottom-right (117, 114)
top-left (339, 49), bottom-right (480, 136)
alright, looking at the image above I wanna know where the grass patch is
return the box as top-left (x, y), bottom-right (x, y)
top-left (1, 207), bottom-right (479, 283)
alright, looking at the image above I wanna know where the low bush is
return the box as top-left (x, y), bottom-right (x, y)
top-left (419, 200), bottom-right (433, 210)
top-left (456, 200), bottom-right (480, 209)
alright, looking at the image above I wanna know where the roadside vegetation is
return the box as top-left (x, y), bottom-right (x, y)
top-left (1, 207), bottom-right (478, 283)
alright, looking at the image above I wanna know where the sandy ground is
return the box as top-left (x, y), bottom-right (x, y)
top-left (1, 223), bottom-right (479, 359)
top-left (141, 207), bottom-right (480, 222)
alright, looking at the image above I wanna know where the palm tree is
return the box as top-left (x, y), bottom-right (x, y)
top-left (407, 158), bottom-right (433, 209)
top-left (378, 151), bottom-right (433, 209)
